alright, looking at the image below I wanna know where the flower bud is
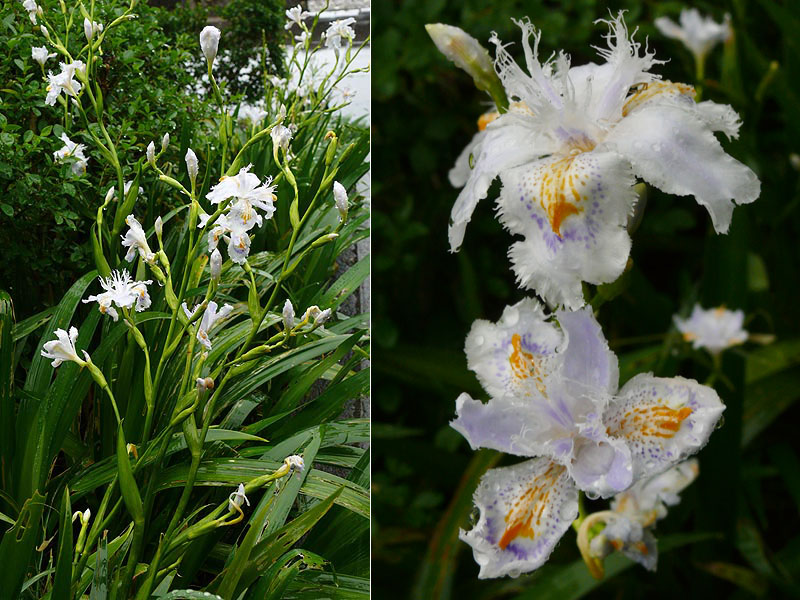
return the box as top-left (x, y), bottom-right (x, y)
top-left (83, 18), bottom-right (103, 41)
top-left (146, 141), bottom-right (155, 166)
top-left (40, 25), bottom-right (51, 41)
top-left (332, 181), bottom-right (348, 222)
top-left (196, 377), bottom-right (206, 393)
top-left (315, 308), bottom-right (332, 325)
top-left (210, 248), bottom-right (222, 281)
top-left (161, 132), bottom-right (169, 152)
top-left (185, 148), bottom-right (198, 185)
top-left (104, 185), bottom-right (116, 204)
top-left (425, 23), bottom-right (508, 110)
top-left (154, 215), bottom-right (163, 238)
top-left (199, 26), bottom-right (221, 66)
top-left (282, 298), bottom-right (295, 330)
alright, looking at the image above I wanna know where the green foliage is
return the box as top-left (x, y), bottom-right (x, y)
top-left (373, 0), bottom-right (800, 598)
top-left (0, 0), bottom-right (210, 315)
top-left (0, 1), bottom-right (369, 597)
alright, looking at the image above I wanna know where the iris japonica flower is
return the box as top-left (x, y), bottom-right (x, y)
top-left (53, 133), bottom-right (88, 176)
top-left (452, 298), bottom-right (723, 577)
top-left (228, 483), bottom-right (250, 513)
top-left (121, 215), bottom-right (156, 264)
top-left (271, 124), bottom-right (292, 154)
top-left (285, 5), bottom-right (312, 30)
top-left (41, 326), bottom-right (89, 367)
top-left (284, 454), bottom-right (305, 473)
top-left (324, 18), bottom-right (356, 53)
top-left (22, 0), bottom-right (42, 25)
top-left (236, 104), bottom-right (267, 127)
top-left (209, 248), bottom-right (222, 281)
top-left (674, 304), bottom-right (747, 355)
top-left (185, 148), bottom-right (198, 185)
top-left (31, 46), bottom-right (54, 66)
top-left (655, 9), bottom-right (731, 68)
top-left (83, 269), bottom-right (152, 321)
top-left (447, 13), bottom-right (759, 309)
top-left (183, 301), bottom-right (233, 350)
top-left (585, 459), bottom-right (699, 573)
top-left (202, 165), bottom-right (276, 264)
top-left (46, 61), bottom-right (85, 106)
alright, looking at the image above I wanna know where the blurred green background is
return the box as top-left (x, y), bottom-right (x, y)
top-left (372, 0), bottom-right (800, 598)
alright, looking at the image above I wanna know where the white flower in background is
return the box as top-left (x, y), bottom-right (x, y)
top-left (588, 460), bottom-right (700, 572)
top-left (285, 5), bottom-right (312, 30)
top-left (185, 148), bottom-right (198, 185)
top-left (209, 248), bottom-right (222, 281)
top-left (146, 141), bottom-right (155, 165)
top-left (53, 133), bottom-right (88, 175)
top-left (45, 61), bottom-right (85, 106)
top-left (324, 17), bottom-right (356, 53)
top-left (271, 124), bottom-right (292, 153)
top-left (31, 46), bottom-right (54, 66)
top-left (161, 132), bottom-right (169, 152)
top-left (294, 31), bottom-right (310, 47)
top-left (41, 326), bottom-right (88, 367)
top-left (333, 181), bottom-right (349, 222)
top-left (83, 269), bottom-right (152, 320)
top-left (334, 85), bottom-right (355, 103)
top-left (284, 454), bottom-right (305, 473)
top-left (447, 14), bottom-right (760, 309)
top-left (282, 299), bottom-right (295, 330)
top-left (83, 17), bottom-right (103, 41)
top-left (227, 483), bottom-right (250, 512)
top-left (22, 0), bottom-right (41, 24)
top-left (674, 304), bottom-right (747, 354)
top-left (199, 26), bottom-right (221, 65)
top-left (190, 301), bottom-right (233, 350)
top-left (236, 104), bottom-right (267, 127)
top-left (655, 9), bottom-right (731, 66)
top-left (121, 215), bottom-right (156, 264)
top-left (453, 299), bottom-right (724, 578)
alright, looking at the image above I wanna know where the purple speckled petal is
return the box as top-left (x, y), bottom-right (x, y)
top-left (557, 306), bottom-right (620, 398)
top-left (460, 457), bottom-right (578, 578)
top-left (496, 149), bottom-right (636, 310)
top-left (452, 393), bottom-right (570, 458)
top-left (465, 298), bottom-right (563, 401)
top-left (605, 374), bottom-right (724, 480)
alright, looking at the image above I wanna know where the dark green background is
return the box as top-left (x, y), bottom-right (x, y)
top-left (372, 0), bottom-right (800, 598)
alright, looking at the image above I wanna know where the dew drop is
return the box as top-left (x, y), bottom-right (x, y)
top-left (469, 506), bottom-right (480, 526)
top-left (715, 415), bottom-right (725, 429)
top-left (474, 334), bottom-right (485, 346)
top-left (585, 491), bottom-right (599, 500)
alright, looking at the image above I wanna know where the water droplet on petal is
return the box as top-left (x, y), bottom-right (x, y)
top-left (716, 415), bottom-right (725, 429)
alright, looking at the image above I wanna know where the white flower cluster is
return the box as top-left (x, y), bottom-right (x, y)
top-left (199, 165), bottom-right (277, 265)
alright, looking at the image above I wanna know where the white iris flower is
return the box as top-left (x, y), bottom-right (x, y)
top-left (324, 18), bottom-right (356, 54)
top-left (121, 215), bottom-right (156, 264)
top-left (83, 269), bottom-right (153, 321)
top-left (184, 301), bottom-right (233, 350)
top-left (45, 61), bottom-right (85, 106)
top-left (655, 9), bottom-right (731, 67)
top-left (41, 326), bottom-right (89, 367)
top-left (674, 304), bottom-right (748, 354)
top-left (447, 13), bottom-right (759, 309)
top-left (53, 133), bottom-right (88, 176)
top-left (285, 5), bottom-right (312, 30)
top-left (31, 46), bottom-right (55, 66)
top-left (452, 299), bottom-right (723, 578)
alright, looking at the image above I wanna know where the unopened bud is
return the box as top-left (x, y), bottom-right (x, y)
top-left (332, 181), bottom-right (348, 222)
top-left (210, 248), bottom-right (222, 281)
top-left (126, 443), bottom-right (138, 459)
top-left (425, 23), bottom-right (508, 110)
top-left (282, 298), bottom-right (295, 330)
top-left (154, 215), bottom-right (163, 238)
top-left (40, 25), bottom-right (50, 40)
top-left (104, 186), bottom-right (115, 204)
top-left (185, 148), bottom-right (198, 185)
top-left (146, 141), bottom-right (155, 166)
top-left (161, 132), bottom-right (169, 152)
top-left (199, 26), bottom-right (220, 66)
